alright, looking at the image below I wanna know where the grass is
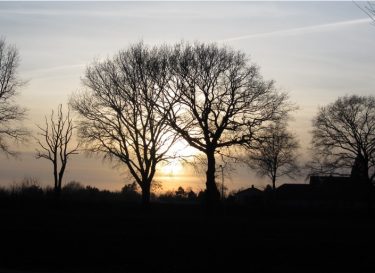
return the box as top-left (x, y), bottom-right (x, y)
top-left (0, 197), bottom-right (374, 273)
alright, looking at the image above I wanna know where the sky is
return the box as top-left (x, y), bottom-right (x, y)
top-left (0, 1), bottom-right (374, 192)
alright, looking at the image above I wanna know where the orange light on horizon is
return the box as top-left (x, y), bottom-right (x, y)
top-left (158, 160), bottom-right (183, 177)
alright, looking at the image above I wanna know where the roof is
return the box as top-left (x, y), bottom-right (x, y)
top-left (236, 185), bottom-right (263, 197)
top-left (276, 183), bottom-right (311, 199)
top-left (277, 183), bottom-right (310, 192)
top-left (276, 180), bottom-right (373, 201)
top-left (309, 176), bottom-right (353, 186)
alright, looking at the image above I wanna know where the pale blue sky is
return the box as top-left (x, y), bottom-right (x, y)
top-left (0, 1), bottom-right (374, 191)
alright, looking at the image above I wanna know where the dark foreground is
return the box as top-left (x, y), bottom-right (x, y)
top-left (1, 199), bottom-right (375, 273)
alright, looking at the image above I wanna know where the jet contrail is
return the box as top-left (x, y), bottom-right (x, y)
top-left (219, 18), bottom-right (372, 42)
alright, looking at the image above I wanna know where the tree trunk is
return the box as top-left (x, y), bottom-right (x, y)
top-left (58, 162), bottom-right (66, 189)
top-left (351, 154), bottom-right (371, 184)
top-left (272, 176), bottom-right (276, 190)
top-left (205, 150), bottom-right (221, 205)
top-left (141, 183), bottom-right (151, 206)
top-left (53, 161), bottom-right (60, 197)
top-left (54, 185), bottom-right (61, 198)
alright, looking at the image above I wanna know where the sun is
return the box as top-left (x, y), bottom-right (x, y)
top-left (159, 160), bottom-right (183, 176)
top-left (157, 139), bottom-right (197, 177)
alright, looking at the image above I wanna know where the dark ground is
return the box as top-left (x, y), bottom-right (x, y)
top-left (0, 199), bottom-right (375, 273)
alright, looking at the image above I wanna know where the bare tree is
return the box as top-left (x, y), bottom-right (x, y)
top-left (70, 43), bottom-right (178, 205)
top-left (310, 95), bottom-right (375, 184)
top-left (367, 2), bottom-right (375, 21)
top-left (162, 42), bottom-right (292, 204)
top-left (246, 121), bottom-right (300, 190)
top-left (0, 38), bottom-right (28, 156)
top-left (36, 104), bottom-right (79, 196)
top-left (354, 1), bottom-right (375, 23)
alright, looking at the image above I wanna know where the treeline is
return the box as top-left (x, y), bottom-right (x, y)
top-left (0, 178), bottom-right (204, 204)
top-left (1, 37), bottom-right (374, 207)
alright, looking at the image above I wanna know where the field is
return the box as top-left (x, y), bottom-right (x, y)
top-left (0, 199), bottom-right (375, 273)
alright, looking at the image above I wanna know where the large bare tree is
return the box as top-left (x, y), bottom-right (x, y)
top-left (246, 121), bottom-right (300, 190)
top-left (163, 42), bottom-right (291, 203)
top-left (310, 95), bottom-right (375, 184)
top-left (70, 43), bottom-right (178, 205)
top-left (36, 104), bottom-right (79, 196)
top-left (0, 38), bottom-right (28, 156)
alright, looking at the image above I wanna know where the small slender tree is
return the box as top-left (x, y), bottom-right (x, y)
top-left (246, 121), bottom-right (300, 190)
top-left (0, 38), bottom-right (28, 156)
top-left (36, 104), bottom-right (79, 196)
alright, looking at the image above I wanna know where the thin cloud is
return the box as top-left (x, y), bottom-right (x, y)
top-left (219, 18), bottom-right (372, 42)
top-left (22, 64), bottom-right (85, 78)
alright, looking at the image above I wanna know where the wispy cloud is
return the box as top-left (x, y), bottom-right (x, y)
top-left (0, 2), bottom-right (295, 20)
top-left (22, 64), bottom-right (85, 79)
top-left (219, 18), bottom-right (372, 42)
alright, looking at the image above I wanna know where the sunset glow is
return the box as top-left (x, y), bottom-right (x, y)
top-left (0, 2), bottom-right (373, 192)
top-left (0, 2), bottom-right (373, 272)
top-left (159, 160), bottom-right (184, 177)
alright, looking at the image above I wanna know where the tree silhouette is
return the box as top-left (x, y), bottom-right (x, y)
top-left (246, 121), bottom-right (300, 190)
top-left (175, 186), bottom-right (186, 199)
top-left (310, 95), bottom-right (375, 184)
top-left (71, 43), bottom-right (178, 205)
top-left (369, 2), bottom-right (375, 21)
top-left (162, 42), bottom-right (291, 204)
top-left (36, 104), bottom-right (79, 196)
top-left (0, 38), bottom-right (28, 156)
top-left (355, 1), bottom-right (375, 23)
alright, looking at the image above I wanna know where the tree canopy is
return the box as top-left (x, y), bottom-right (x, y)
top-left (0, 38), bottom-right (28, 156)
top-left (246, 120), bottom-right (300, 190)
top-left (72, 41), bottom-right (293, 205)
top-left (310, 95), bottom-right (375, 184)
top-left (71, 43), bottom-right (178, 205)
top-left (161, 42), bottom-right (292, 203)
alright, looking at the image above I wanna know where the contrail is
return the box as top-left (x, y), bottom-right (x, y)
top-left (219, 18), bottom-right (372, 42)
top-left (22, 64), bottom-right (85, 78)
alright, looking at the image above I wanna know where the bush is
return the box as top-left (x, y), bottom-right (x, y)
top-left (63, 181), bottom-right (85, 193)
top-left (121, 182), bottom-right (141, 202)
top-left (158, 186), bottom-right (199, 203)
top-left (10, 177), bottom-right (43, 197)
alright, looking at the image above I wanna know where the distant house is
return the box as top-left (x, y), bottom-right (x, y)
top-left (273, 176), bottom-right (373, 209)
top-left (235, 185), bottom-right (263, 205)
top-left (275, 184), bottom-right (311, 208)
top-left (309, 175), bottom-right (353, 186)
top-left (234, 174), bottom-right (374, 209)
top-left (308, 175), bottom-right (372, 208)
